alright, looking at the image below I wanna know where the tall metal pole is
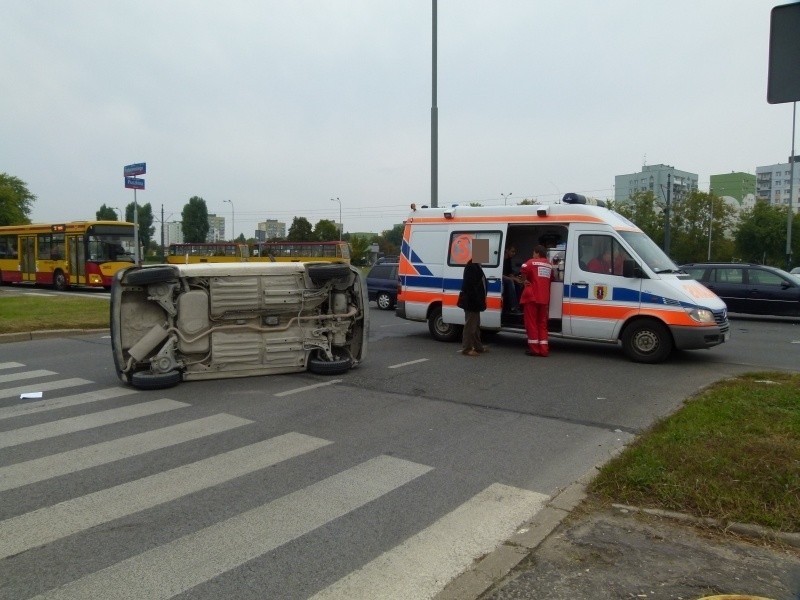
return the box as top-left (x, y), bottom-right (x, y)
top-left (431, 0), bottom-right (438, 208)
top-left (331, 197), bottom-right (342, 240)
top-left (787, 101), bottom-right (796, 270)
top-left (708, 188), bottom-right (713, 261)
top-left (224, 199), bottom-right (235, 241)
top-left (133, 190), bottom-right (140, 265)
top-left (664, 172), bottom-right (671, 256)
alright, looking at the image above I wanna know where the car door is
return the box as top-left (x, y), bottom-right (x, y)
top-left (704, 267), bottom-right (747, 313)
top-left (746, 267), bottom-right (800, 316)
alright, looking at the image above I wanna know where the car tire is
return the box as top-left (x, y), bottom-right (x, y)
top-left (130, 370), bottom-right (182, 390)
top-left (53, 269), bottom-right (68, 291)
top-left (124, 266), bottom-right (178, 286)
top-left (427, 306), bottom-right (462, 342)
top-left (307, 353), bottom-right (352, 375)
top-left (308, 264), bottom-right (351, 285)
top-left (376, 292), bottom-right (394, 310)
top-left (621, 319), bottom-right (673, 363)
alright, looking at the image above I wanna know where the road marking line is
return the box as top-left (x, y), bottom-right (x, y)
top-left (0, 432), bottom-right (333, 560)
top-left (0, 414), bottom-right (253, 492)
top-left (0, 369), bottom-right (58, 384)
top-left (274, 379), bottom-right (342, 397)
top-left (388, 358), bottom-right (429, 369)
top-left (0, 362), bottom-right (25, 370)
top-left (0, 378), bottom-right (92, 400)
top-left (311, 483), bottom-right (548, 600)
top-left (0, 387), bottom-right (139, 421)
top-left (29, 455), bottom-right (431, 600)
top-left (0, 399), bottom-right (189, 450)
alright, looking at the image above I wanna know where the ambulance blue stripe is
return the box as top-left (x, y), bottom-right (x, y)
top-left (565, 284), bottom-right (706, 310)
top-left (400, 241), bottom-right (434, 276)
top-left (402, 275), bottom-right (501, 294)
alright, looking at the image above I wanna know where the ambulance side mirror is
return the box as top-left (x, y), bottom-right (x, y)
top-left (622, 259), bottom-right (644, 279)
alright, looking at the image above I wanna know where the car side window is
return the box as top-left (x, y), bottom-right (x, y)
top-left (748, 269), bottom-right (784, 286)
top-left (684, 268), bottom-right (706, 280)
top-left (715, 268), bottom-right (743, 284)
top-left (369, 266), bottom-right (391, 279)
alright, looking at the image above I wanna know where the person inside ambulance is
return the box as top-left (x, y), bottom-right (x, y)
top-left (586, 245), bottom-right (613, 274)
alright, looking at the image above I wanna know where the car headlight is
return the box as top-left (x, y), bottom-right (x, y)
top-left (687, 307), bottom-right (715, 323)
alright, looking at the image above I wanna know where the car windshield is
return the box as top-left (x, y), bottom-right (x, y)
top-left (618, 231), bottom-right (679, 273)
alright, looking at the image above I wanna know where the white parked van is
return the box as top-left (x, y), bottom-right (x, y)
top-left (396, 194), bottom-right (729, 363)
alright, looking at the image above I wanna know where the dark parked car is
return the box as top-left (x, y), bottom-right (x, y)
top-left (366, 262), bottom-right (398, 310)
top-left (680, 262), bottom-right (800, 317)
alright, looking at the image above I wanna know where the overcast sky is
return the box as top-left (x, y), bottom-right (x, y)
top-left (1, 1), bottom-right (794, 238)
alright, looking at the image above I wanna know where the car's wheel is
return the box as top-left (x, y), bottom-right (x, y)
top-left (427, 306), bottom-right (462, 342)
top-left (53, 269), bottom-right (68, 291)
top-left (130, 370), bottom-right (182, 390)
top-left (308, 264), bottom-right (351, 285)
top-left (124, 266), bottom-right (178, 286)
top-left (376, 292), bottom-right (394, 310)
top-left (621, 319), bottom-right (673, 363)
top-left (307, 353), bottom-right (352, 375)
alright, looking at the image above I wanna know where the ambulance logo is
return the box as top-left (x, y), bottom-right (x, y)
top-left (593, 285), bottom-right (608, 300)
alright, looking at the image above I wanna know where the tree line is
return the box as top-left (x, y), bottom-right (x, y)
top-left (3, 172), bottom-right (796, 268)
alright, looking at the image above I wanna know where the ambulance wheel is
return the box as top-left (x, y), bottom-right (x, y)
top-left (428, 306), bottom-right (462, 342)
top-left (622, 320), bottom-right (673, 363)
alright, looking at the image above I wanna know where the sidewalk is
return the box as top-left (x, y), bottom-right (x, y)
top-left (0, 328), bottom-right (109, 343)
top-left (437, 473), bottom-right (800, 600)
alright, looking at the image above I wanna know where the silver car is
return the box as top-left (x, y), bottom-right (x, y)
top-left (111, 261), bottom-right (368, 389)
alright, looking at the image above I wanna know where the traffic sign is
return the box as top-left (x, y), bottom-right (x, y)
top-left (124, 163), bottom-right (147, 177)
top-left (125, 177), bottom-right (145, 190)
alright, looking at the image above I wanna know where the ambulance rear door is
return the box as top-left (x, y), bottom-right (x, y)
top-left (443, 227), bottom-right (505, 328)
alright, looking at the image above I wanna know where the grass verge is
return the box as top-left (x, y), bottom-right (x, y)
top-left (0, 295), bottom-right (110, 333)
top-left (589, 371), bottom-right (800, 532)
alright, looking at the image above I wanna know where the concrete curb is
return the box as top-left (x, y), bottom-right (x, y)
top-left (611, 503), bottom-right (800, 549)
top-left (0, 329), bottom-right (109, 343)
top-left (434, 470), bottom-right (595, 600)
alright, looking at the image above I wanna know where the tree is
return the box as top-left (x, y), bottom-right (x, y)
top-left (348, 234), bottom-right (372, 266)
top-left (517, 198), bottom-right (539, 205)
top-left (181, 196), bottom-right (210, 243)
top-left (669, 191), bottom-right (737, 264)
top-left (0, 173), bottom-right (35, 226)
top-left (125, 202), bottom-right (155, 250)
top-left (382, 224), bottom-right (404, 249)
top-left (734, 201), bottom-right (800, 265)
top-left (96, 204), bottom-right (118, 221)
top-left (287, 217), bottom-right (315, 241)
top-left (613, 190), bottom-right (664, 247)
top-left (314, 219), bottom-right (339, 241)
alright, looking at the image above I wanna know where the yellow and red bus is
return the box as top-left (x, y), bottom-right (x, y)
top-left (166, 243), bottom-right (250, 264)
top-left (0, 221), bottom-right (137, 290)
top-left (251, 240), bottom-right (350, 263)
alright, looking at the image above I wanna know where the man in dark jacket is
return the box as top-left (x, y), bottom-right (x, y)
top-left (459, 258), bottom-right (488, 356)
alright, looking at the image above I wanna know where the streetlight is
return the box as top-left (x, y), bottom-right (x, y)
top-left (330, 197), bottom-right (342, 240)
top-left (223, 199), bottom-right (234, 241)
top-left (501, 192), bottom-right (512, 206)
top-left (707, 189), bottom-right (714, 261)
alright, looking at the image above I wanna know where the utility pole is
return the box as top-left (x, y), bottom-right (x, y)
top-left (161, 204), bottom-right (165, 259)
top-left (708, 188), bottom-right (713, 261)
top-left (664, 172), bottom-right (671, 257)
top-left (431, 0), bottom-right (438, 208)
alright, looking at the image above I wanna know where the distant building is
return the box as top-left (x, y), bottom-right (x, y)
top-left (709, 172), bottom-right (756, 204)
top-left (614, 164), bottom-right (698, 205)
top-left (255, 219), bottom-right (286, 241)
top-left (756, 156), bottom-right (800, 213)
top-left (206, 214), bottom-right (226, 242)
top-left (165, 222), bottom-right (183, 245)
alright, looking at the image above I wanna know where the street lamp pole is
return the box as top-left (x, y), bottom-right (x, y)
top-left (331, 197), bottom-right (342, 240)
top-left (224, 199), bottom-right (234, 241)
top-left (708, 189), bottom-right (713, 261)
top-left (501, 192), bottom-right (512, 206)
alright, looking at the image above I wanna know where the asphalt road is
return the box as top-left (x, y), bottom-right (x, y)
top-left (1, 302), bottom-right (798, 599)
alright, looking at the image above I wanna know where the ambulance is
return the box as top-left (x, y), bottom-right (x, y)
top-left (395, 194), bottom-right (730, 363)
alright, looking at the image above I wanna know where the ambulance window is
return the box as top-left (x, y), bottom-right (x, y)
top-left (579, 235), bottom-right (630, 276)
top-left (447, 231), bottom-right (502, 267)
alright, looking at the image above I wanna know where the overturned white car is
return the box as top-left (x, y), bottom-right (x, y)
top-left (111, 262), bottom-right (368, 390)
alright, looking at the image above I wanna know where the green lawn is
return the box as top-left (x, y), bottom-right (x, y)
top-left (0, 295), bottom-right (110, 333)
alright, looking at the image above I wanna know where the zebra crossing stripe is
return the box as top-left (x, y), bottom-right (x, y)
top-left (0, 369), bottom-right (58, 384)
top-left (29, 455), bottom-right (431, 600)
top-left (0, 431), bottom-right (333, 560)
top-left (311, 483), bottom-right (549, 599)
top-left (0, 414), bottom-right (253, 492)
top-left (0, 387), bottom-right (139, 421)
top-left (0, 378), bottom-right (92, 400)
top-left (0, 362), bottom-right (25, 370)
top-left (0, 399), bottom-right (189, 450)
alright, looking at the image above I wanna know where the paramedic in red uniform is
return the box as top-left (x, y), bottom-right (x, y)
top-left (519, 245), bottom-right (555, 357)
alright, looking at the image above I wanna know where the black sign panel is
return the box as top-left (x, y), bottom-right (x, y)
top-left (768, 2), bottom-right (800, 104)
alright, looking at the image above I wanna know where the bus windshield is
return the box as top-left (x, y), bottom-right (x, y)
top-left (88, 234), bottom-right (136, 262)
top-left (618, 231), bottom-right (679, 274)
